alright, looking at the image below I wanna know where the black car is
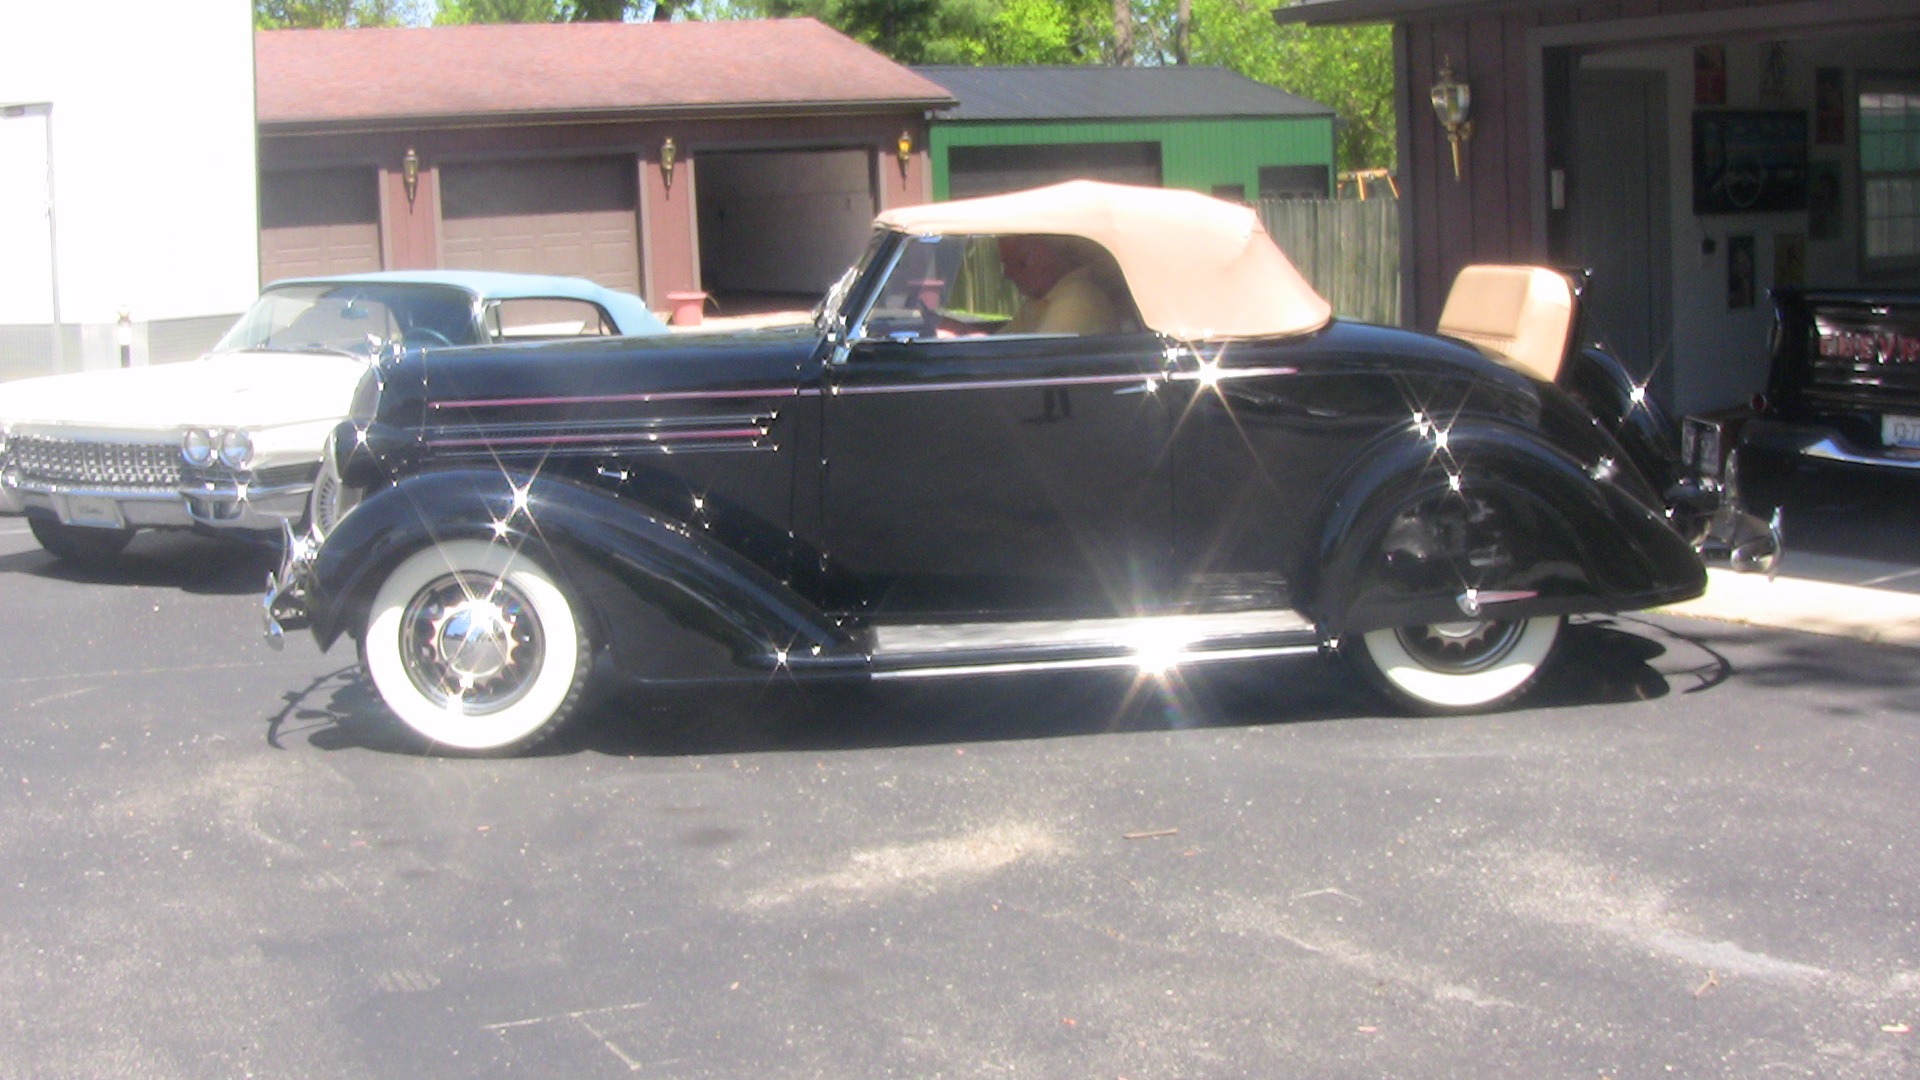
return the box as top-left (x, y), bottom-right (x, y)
top-left (266, 182), bottom-right (1709, 755)
top-left (1686, 288), bottom-right (1920, 495)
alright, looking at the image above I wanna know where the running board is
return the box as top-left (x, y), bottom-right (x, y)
top-left (866, 608), bottom-right (1319, 680)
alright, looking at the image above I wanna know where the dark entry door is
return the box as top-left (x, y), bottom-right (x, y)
top-left (1572, 68), bottom-right (1672, 407)
top-left (821, 330), bottom-right (1173, 620)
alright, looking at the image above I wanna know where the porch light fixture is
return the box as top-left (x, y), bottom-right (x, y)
top-left (1430, 58), bottom-right (1473, 181)
top-left (660, 137), bottom-right (677, 190)
top-left (115, 308), bottom-right (132, 369)
top-left (897, 130), bottom-right (912, 178)
top-left (402, 147), bottom-right (420, 208)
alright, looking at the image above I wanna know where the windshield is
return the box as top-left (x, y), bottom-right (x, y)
top-left (813, 229), bottom-right (892, 333)
top-left (213, 282), bottom-right (482, 358)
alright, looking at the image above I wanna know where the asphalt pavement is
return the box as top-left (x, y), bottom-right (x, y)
top-left (3, 515), bottom-right (1920, 1079)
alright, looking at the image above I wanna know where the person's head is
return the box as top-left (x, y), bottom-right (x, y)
top-left (996, 235), bottom-right (1079, 299)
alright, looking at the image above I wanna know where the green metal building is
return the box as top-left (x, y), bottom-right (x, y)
top-left (914, 65), bottom-right (1337, 203)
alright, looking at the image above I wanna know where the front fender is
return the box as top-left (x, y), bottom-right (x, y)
top-left (1304, 422), bottom-right (1706, 639)
top-left (306, 468), bottom-right (858, 674)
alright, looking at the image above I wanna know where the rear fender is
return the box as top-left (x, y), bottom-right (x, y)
top-left (1557, 346), bottom-right (1682, 496)
top-left (1303, 421), bottom-right (1705, 640)
top-left (306, 468), bottom-right (857, 675)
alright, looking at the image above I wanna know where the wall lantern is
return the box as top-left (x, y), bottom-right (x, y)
top-left (896, 130), bottom-right (913, 178)
top-left (1430, 58), bottom-right (1473, 181)
top-left (115, 308), bottom-right (133, 369)
top-left (402, 146), bottom-right (420, 208)
top-left (660, 137), bottom-right (677, 190)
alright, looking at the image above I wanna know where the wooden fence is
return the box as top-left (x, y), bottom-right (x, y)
top-left (1257, 197), bottom-right (1402, 327)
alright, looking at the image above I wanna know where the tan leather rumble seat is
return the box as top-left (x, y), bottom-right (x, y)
top-left (1436, 265), bottom-right (1576, 383)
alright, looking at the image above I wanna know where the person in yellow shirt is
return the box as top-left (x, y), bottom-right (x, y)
top-left (994, 235), bottom-right (1129, 336)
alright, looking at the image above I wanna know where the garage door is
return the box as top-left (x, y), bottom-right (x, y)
top-left (697, 149), bottom-right (874, 298)
top-left (259, 168), bottom-right (382, 284)
top-left (440, 158), bottom-right (640, 295)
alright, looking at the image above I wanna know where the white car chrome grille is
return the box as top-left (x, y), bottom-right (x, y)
top-left (8, 434), bottom-right (181, 488)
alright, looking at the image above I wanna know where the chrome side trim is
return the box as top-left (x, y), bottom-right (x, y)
top-left (430, 386), bottom-right (804, 411)
top-left (874, 608), bottom-right (1313, 655)
top-left (873, 643), bottom-right (1318, 681)
top-left (427, 428), bottom-right (768, 450)
top-left (833, 372), bottom-right (1157, 397)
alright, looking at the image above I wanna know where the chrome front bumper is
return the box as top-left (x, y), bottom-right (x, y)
top-left (262, 522), bottom-right (320, 650)
top-left (1, 469), bottom-right (311, 533)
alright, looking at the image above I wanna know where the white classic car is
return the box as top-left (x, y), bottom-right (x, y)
top-left (0, 271), bottom-right (665, 562)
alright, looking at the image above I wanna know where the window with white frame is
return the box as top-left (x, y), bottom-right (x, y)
top-left (1861, 77), bottom-right (1920, 269)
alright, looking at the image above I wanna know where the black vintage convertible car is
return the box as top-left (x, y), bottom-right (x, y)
top-left (265, 181), bottom-right (1711, 755)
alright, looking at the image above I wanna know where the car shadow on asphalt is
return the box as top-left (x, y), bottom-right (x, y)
top-left (264, 618), bottom-right (1701, 759)
top-left (0, 530), bottom-right (278, 596)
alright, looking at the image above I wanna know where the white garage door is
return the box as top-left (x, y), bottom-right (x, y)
top-left (259, 167), bottom-right (383, 285)
top-left (0, 106), bottom-right (55, 324)
top-left (440, 158), bottom-right (640, 295)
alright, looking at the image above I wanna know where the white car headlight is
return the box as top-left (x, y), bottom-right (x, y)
top-left (218, 428), bottom-right (254, 470)
top-left (183, 428), bottom-right (215, 467)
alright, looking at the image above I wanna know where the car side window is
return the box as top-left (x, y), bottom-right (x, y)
top-left (485, 298), bottom-right (618, 342)
top-left (857, 233), bottom-right (1140, 344)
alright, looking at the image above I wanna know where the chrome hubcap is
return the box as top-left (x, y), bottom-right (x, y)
top-left (1394, 617), bottom-right (1524, 674)
top-left (399, 571), bottom-right (544, 713)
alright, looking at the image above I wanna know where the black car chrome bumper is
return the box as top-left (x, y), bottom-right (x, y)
top-left (262, 521), bottom-right (320, 649)
top-left (1676, 411), bottom-right (1784, 576)
top-left (1738, 416), bottom-right (1920, 473)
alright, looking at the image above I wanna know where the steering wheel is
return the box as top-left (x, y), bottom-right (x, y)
top-left (405, 328), bottom-right (453, 347)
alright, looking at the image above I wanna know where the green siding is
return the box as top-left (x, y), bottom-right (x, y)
top-left (928, 116), bottom-right (1336, 201)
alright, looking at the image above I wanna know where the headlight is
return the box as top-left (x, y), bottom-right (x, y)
top-left (348, 366), bottom-right (382, 427)
top-left (183, 428), bottom-right (215, 467)
top-left (218, 428), bottom-right (254, 470)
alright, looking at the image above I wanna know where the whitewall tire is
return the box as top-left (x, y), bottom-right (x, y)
top-left (363, 539), bottom-right (590, 755)
top-left (1347, 614), bottom-right (1562, 715)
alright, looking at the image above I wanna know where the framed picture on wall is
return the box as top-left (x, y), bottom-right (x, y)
top-left (1809, 160), bottom-right (1843, 239)
top-left (1693, 111), bottom-right (1810, 214)
top-left (1695, 45), bottom-right (1727, 106)
top-left (1775, 233), bottom-right (1807, 288)
top-left (1816, 68), bottom-right (1846, 144)
top-left (1728, 235), bottom-right (1756, 309)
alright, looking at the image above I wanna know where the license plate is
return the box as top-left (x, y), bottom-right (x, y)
top-left (61, 494), bottom-right (125, 529)
top-left (1883, 413), bottom-right (1920, 451)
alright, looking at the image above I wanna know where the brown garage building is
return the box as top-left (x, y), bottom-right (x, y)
top-left (255, 19), bottom-right (954, 317)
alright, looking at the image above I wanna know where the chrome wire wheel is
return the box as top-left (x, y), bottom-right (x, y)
top-left (397, 570), bottom-right (546, 714)
top-left (364, 539), bottom-right (588, 755)
top-left (1347, 614), bottom-right (1563, 715)
top-left (1390, 618), bottom-right (1529, 675)
top-left (307, 430), bottom-right (362, 539)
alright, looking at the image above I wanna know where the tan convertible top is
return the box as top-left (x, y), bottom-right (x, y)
top-left (876, 180), bottom-right (1332, 340)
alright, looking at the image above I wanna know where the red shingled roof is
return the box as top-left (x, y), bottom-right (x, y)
top-left (256, 18), bottom-right (955, 127)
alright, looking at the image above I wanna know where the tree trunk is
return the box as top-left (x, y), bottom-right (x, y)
top-left (1112, 0), bottom-right (1132, 65)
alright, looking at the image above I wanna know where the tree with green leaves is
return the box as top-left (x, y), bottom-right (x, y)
top-left (255, 0), bottom-right (430, 27)
top-left (435, 0), bottom-right (562, 22)
top-left (1184, 0), bottom-right (1394, 172)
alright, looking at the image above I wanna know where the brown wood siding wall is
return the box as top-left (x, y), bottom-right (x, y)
top-left (1400, 0), bottom-right (1800, 328)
